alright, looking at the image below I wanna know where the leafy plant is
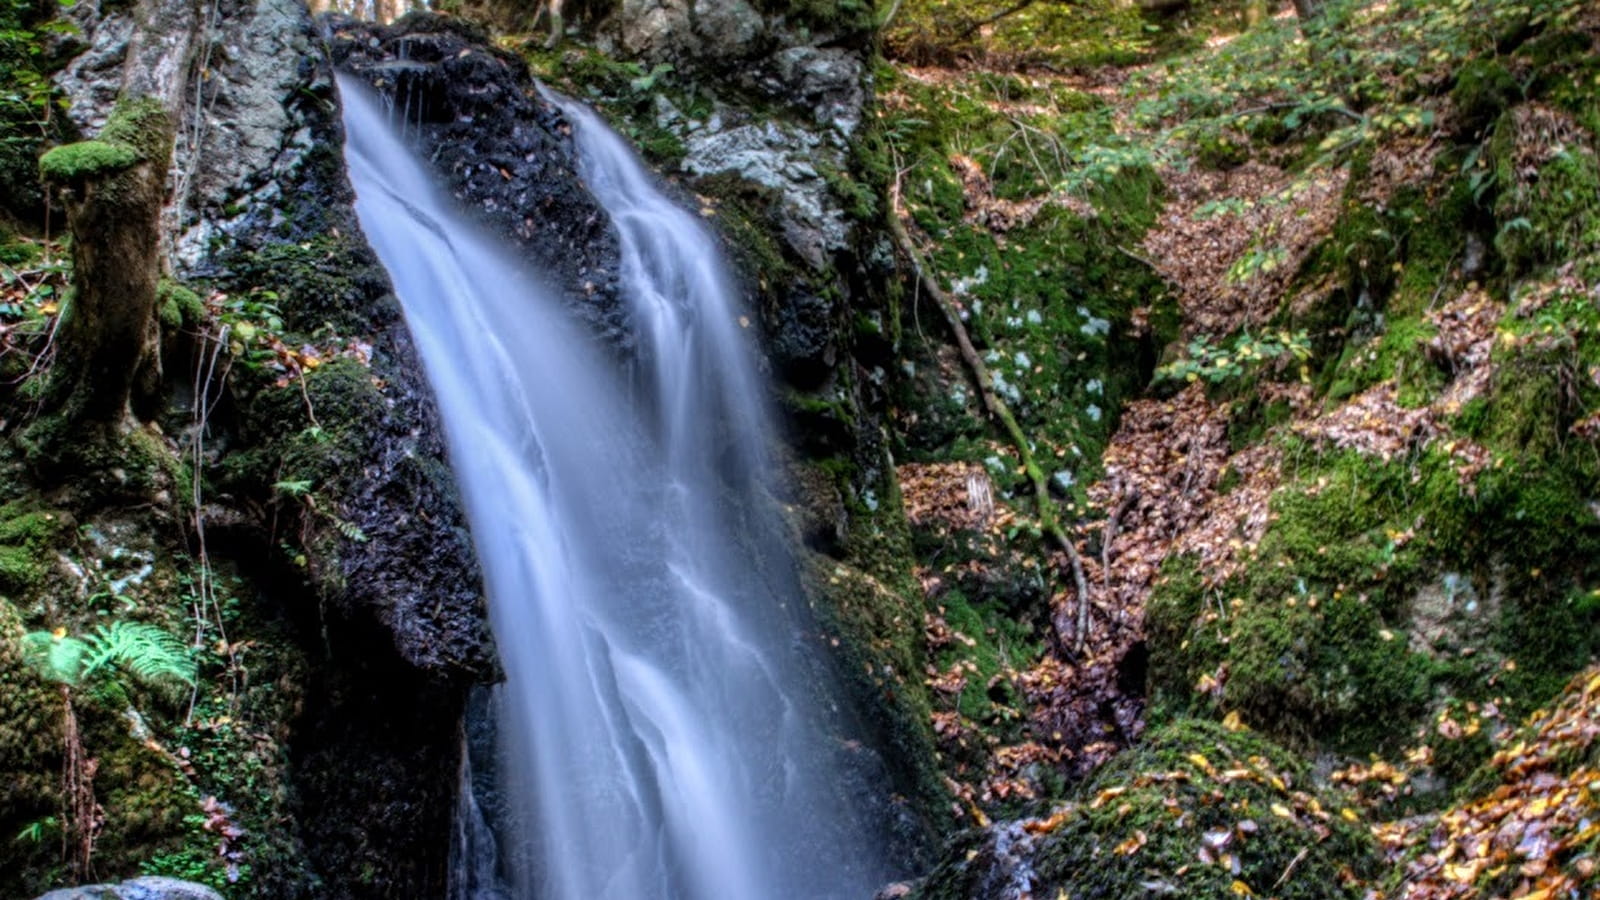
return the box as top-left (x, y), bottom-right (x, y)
top-left (1157, 329), bottom-right (1313, 385)
top-left (18, 622), bottom-right (194, 878)
top-left (1225, 244), bottom-right (1290, 284)
top-left (22, 621), bottom-right (196, 692)
top-left (14, 815), bottom-right (58, 845)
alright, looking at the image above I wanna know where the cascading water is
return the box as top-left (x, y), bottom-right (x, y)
top-left (338, 75), bottom-right (892, 898)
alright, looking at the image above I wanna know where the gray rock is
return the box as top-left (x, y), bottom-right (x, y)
top-left (36, 876), bottom-right (223, 900)
top-left (52, 0), bottom-right (134, 132)
top-left (769, 46), bottom-right (866, 135)
top-left (615, 0), bottom-right (693, 60)
top-left (691, 0), bottom-right (763, 59)
top-left (682, 117), bottom-right (848, 269)
top-left (613, 0), bottom-right (764, 63)
top-left (177, 0), bottom-right (316, 215)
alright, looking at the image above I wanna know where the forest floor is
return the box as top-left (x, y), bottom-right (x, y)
top-left (881, 0), bottom-right (1600, 895)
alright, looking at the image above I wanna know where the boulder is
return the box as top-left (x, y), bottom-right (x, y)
top-left (36, 876), bottom-right (223, 900)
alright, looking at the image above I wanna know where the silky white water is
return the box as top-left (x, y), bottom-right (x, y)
top-left (338, 76), bottom-right (888, 899)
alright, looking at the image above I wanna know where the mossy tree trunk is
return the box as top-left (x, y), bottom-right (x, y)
top-left (27, 98), bottom-right (175, 469)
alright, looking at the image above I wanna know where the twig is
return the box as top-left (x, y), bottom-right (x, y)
top-left (888, 174), bottom-right (1093, 654)
top-left (956, 0), bottom-right (1037, 39)
top-left (1100, 486), bottom-right (1139, 631)
top-left (1273, 846), bottom-right (1311, 890)
top-left (1116, 244), bottom-right (1161, 270)
top-left (878, 0), bottom-right (905, 30)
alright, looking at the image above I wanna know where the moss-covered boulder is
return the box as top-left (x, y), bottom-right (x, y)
top-left (910, 719), bottom-right (1382, 900)
top-left (1489, 105), bottom-right (1600, 276)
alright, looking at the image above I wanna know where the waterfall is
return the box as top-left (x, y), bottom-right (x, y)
top-left (338, 75), bottom-right (890, 899)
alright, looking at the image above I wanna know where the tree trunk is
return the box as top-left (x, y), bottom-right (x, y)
top-left (24, 0), bottom-right (193, 473)
top-left (28, 98), bottom-right (175, 468)
top-left (1292, 0), bottom-right (1324, 21)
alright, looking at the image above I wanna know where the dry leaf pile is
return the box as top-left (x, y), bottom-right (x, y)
top-left (1143, 164), bottom-right (1347, 336)
top-left (1377, 666), bottom-right (1600, 900)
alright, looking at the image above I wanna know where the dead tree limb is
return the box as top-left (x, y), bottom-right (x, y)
top-left (1099, 486), bottom-right (1139, 637)
top-left (956, 0), bottom-right (1038, 39)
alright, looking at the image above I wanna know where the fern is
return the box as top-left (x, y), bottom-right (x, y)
top-left (21, 629), bottom-right (88, 685)
top-left (332, 516), bottom-right (368, 544)
top-left (22, 622), bottom-right (194, 690)
top-left (81, 622), bottom-right (195, 688)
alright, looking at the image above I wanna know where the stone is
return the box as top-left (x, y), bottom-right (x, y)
top-left (36, 876), bottom-right (223, 900)
top-left (682, 117), bottom-right (849, 270)
top-left (769, 45), bottom-right (866, 135)
top-left (691, 0), bottom-right (764, 60)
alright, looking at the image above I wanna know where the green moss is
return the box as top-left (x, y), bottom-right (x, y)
top-left (222, 234), bottom-right (385, 335)
top-left (1450, 58), bottom-right (1519, 135)
top-left (95, 96), bottom-right (173, 162)
top-left (39, 96), bottom-right (171, 186)
top-left (913, 719), bottom-right (1381, 900)
top-left (0, 597), bottom-right (62, 894)
top-left (1324, 314), bottom-right (1439, 404)
top-left (0, 504), bottom-right (69, 593)
top-left (38, 140), bottom-right (141, 182)
top-left (156, 279), bottom-right (205, 331)
top-left (1491, 109), bottom-right (1600, 276)
top-left (801, 455), bottom-right (950, 834)
top-left (930, 585), bottom-right (1039, 727)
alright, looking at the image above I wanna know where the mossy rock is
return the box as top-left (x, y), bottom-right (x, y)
top-left (0, 502), bottom-right (71, 593)
top-left (0, 597), bottom-right (63, 893)
top-left (1490, 108), bottom-right (1600, 277)
top-left (1450, 58), bottom-right (1519, 136)
top-left (911, 719), bottom-right (1381, 900)
top-left (156, 279), bottom-right (205, 331)
top-left (1151, 416), bottom-right (1599, 758)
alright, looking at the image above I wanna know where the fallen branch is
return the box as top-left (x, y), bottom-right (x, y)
top-left (1099, 485), bottom-right (1139, 636)
top-left (888, 178), bottom-right (1093, 654)
top-left (956, 0), bottom-right (1038, 39)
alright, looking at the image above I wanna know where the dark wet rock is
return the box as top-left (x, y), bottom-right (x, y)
top-left (51, 0), bottom-right (496, 682)
top-left (40, 1), bottom-right (494, 894)
top-left (188, 32), bottom-right (495, 685)
top-left (329, 13), bottom-right (628, 347)
top-left (769, 287), bottom-right (837, 387)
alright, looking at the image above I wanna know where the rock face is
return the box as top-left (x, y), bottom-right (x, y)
top-left (331, 14), bottom-right (628, 345)
top-left (682, 118), bottom-right (850, 270)
top-left (41, 1), bottom-right (501, 896)
top-left (594, 0), bottom-right (872, 301)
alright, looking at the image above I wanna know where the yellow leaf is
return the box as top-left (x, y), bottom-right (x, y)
top-left (39, 302), bottom-right (58, 315)
top-left (1091, 786), bottom-right (1126, 809)
top-left (1270, 803), bottom-right (1293, 819)
top-left (1230, 880), bottom-right (1253, 896)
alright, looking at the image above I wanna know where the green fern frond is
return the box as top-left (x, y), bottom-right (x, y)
top-left (80, 622), bottom-right (196, 689)
top-left (333, 517), bottom-right (368, 543)
top-left (21, 630), bottom-right (89, 685)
